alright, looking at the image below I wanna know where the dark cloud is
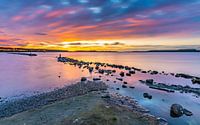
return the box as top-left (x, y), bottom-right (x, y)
top-left (35, 32), bottom-right (48, 35)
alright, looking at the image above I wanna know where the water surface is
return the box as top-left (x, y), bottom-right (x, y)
top-left (0, 52), bottom-right (200, 125)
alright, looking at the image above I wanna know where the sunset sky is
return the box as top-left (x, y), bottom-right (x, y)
top-left (0, 0), bottom-right (200, 51)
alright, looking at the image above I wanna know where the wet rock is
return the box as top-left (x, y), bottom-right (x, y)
top-left (175, 73), bottom-right (194, 79)
top-left (98, 69), bottom-right (104, 74)
top-left (126, 73), bottom-right (131, 76)
top-left (183, 108), bottom-right (193, 116)
top-left (125, 66), bottom-right (131, 70)
top-left (88, 67), bottom-right (93, 73)
top-left (139, 79), bottom-right (200, 96)
top-left (93, 78), bottom-right (101, 81)
top-left (123, 82), bottom-right (128, 84)
top-left (81, 77), bottom-right (87, 82)
top-left (120, 72), bottom-right (124, 77)
top-left (116, 78), bottom-right (123, 81)
top-left (150, 71), bottom-right (158, 75)
top-left (95, 66), bottom-right (99, 70)
top-left (112, 70), bottom-right (116, 73)
top-left (122, 85), bottom-right (127, 88)
top-left (129, 86), bottom-right (135, 89)
top-left (192, 78), bottom-right (200, 84)
top-left (129, 70), bottom-right (135, 74)
top-left (146, 79), bottom-right (154, 84)
top-left (101, 94), bottom-right (110, 98)
top-left (141, 71), bottom-right (147, 73)
top-left (143, 93), bottom-right (152, 99)
top-left (170, 104), bottom-right (184, 117)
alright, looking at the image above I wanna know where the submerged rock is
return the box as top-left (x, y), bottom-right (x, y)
top-left (183, 108), bottom-right (193, 116)
top-left (129, 86), bottom-right (135, 89)
top-left (143, 93), bottom-right (152, 99)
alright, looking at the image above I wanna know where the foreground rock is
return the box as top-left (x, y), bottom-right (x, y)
top-left (170, 104), bottom-right (193, 117)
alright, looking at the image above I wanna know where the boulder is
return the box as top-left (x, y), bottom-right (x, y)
top-left (170, 104), bottom-right (184, 117)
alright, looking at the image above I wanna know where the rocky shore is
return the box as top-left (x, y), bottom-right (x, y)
top-left (0, 80), bottom-right (166, 125)
top-left (57, 56), bottom-right (200, 85)
top-left (0, 80), bottom-right (107, 118)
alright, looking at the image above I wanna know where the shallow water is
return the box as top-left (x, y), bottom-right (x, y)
top-left (0, 52), bottom-right (200, 125)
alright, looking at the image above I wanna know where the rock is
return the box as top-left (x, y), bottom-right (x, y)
top-left (146, 79), bottom-right (154, 84)
top-left (122, 85), bottom-right (127, 88)
top-left (81, 77), bottom-right (87, 82)
top-left (93, 78), bottom-right (101, 81)
top-left (101, 94), bottom-right (110, 98)
top-left (120, 72), bottom-right (124, 77)
top-left (116, 88), bottom-right (120, 90)
top-left (141, 71), bottom-right (147, 73)
top-left (123, 82), bottom-right (128, 84)
top-left (192, 78), bottom-right (200, 84)
top-left (129, 86), bottom-right (135, 89)
top-left (170, 104), bottom-right (184, 117)
top-left (95, 66), bottom-right (99, 70)
top-left (150, 71), bottom-right (158, 75)
top-left (183, 108), bottom-right (193, 116)
top-left (98, 69), bottom-right (104, 74)
top-left (116, 78), bottom-right (123, 81)
top-left (129, 70), bottom-right (135, 74)
top-left (126, 73), bottom-right (131, 76)
top-left (88, 67), bottom-right (93, 73)
top-left (175, 73), bottom-right (194, 79)
top-left (143, 93), bottom-right (152, 99)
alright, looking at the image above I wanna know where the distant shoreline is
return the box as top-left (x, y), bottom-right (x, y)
top-left (0, 49), bottom-right (200, 53)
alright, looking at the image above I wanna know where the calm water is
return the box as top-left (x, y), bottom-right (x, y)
top-left (0, 52), bottom-right (200, 125)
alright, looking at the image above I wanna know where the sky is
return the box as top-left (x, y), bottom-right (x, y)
top-left (0, 0), bottom-right (200, 51)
